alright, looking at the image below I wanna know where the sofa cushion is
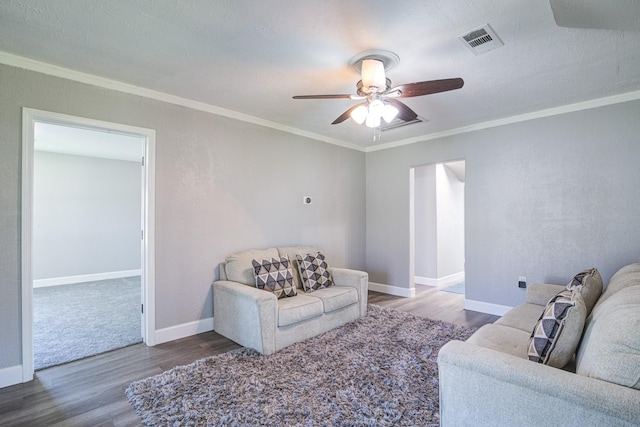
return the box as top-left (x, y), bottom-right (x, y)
top-left (566, 267), bottom-right (602, 315)
top-left (296, 252), bottom-right (334, 292)
top-left (252, 255), bottom-right (297, 299)
top-left (528, 289), bottom-right (587, 368)
top-left (277, 294), bottom-right (323, 327)
top-left (309, 286), bottom-right (358, 313)
top-left (225, 247), bottom-right (279, 286)
top-left (466, 324), bottom-right (531, 359)
top-left (277, 245), bottom-right (320, 289)
top-left (576, 284), bottom-right (640, 389)
top-left (495, 303), bottom-right (545, 332)
top-left (595, 262), bottom-right (640, 309)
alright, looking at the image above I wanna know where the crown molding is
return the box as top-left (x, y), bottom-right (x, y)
top-left (365, 89), bottom-right (640, 152)
top-left (0, 50), bottom-right (364, 152)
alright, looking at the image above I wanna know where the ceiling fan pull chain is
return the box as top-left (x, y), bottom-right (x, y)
top-left (373, 127), bottom-right (381, 142)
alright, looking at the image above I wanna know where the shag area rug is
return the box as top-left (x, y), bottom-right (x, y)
top-left (126, 304), bottom-right (475, 426)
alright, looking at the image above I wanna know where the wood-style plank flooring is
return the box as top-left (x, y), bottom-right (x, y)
top-left (0, 285), bottom-right (499, 426)
top-left (368, 284), bottom-right (500, 329)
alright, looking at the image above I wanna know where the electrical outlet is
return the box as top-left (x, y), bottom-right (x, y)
top-left (518, 276), bottom-right (526, 288)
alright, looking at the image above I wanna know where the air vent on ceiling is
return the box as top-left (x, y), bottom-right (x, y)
top-left (458, 24), bottom-right (503, 55)
top-left (381, 116), bottom-right (426, 132)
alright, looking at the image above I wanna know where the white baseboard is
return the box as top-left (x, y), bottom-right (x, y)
top-left (33, 269), bottom-right (142, 288)
top-left (154, 317), bottom-right (215, 345)
top-left (414, 276), bottom-right (438, 286)
top-left (0, 365), bottom-right (24, 389)
top-left (415, 271), bottom-right (465, 287)
top-left (464, 299), bottom-right (512, 316)
top-left (369, 282), bottom-right (415, 298)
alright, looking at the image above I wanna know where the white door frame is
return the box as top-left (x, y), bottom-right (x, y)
top-left (21, 108), bottom-right (156, 382)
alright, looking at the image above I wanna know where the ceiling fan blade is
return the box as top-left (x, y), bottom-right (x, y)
top-left (331, 104), bottom-right (364, 125)
top-left (392, 78), bottom-right (464, 98)
top-left (386, 99), bottom-right (418, 122)
top-left (293, 94), bottom-right (353, 99)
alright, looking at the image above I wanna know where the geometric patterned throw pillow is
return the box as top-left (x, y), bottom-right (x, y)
top-left (565, 267), bottom-right (602, 315)
top-left (251, 255), bottom-right (297, 299)
top-left (566, 268), bottom-right (595, 291)
top-left (295, 252), bottom-right (334, 293)
top-left (528, 288), bottom-right (586, 368)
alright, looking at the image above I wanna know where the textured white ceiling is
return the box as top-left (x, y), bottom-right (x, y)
top-left (1, 0), bottom-right (639, 149)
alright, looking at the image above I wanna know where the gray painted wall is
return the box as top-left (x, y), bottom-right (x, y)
top-left (367, 100), bottom-right (640, 307)
top-left (33, 151), bottom-right (141, 280)
top-left (436, 164), bottom-right (464, 278)
top-left (413, 164), bottom-right (437, 278)
top-left (0, 63), bottom-right (366, 370)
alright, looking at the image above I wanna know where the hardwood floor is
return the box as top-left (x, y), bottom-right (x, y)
top-left (369, 284), bottom-right (500, 329)
top-left (0, 285), bottom-right (498, 426)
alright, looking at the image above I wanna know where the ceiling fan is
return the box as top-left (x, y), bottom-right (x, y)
top-left (293, 50), bottom-right (464, 131)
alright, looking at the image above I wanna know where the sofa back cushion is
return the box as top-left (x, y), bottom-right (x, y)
top-left (225, 248), bottom-right (279, 286)
top-left (576, 284), bottom-right (640, 389)
top-left (594, 262), bottom-right (640, 309)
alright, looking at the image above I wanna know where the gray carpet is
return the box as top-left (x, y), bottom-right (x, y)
top-left (441, 281), bottom-right (465, 294)
top-left (34, 276), bottom-right (142, 370)
top-left (126, 304), bottom-right (475, 426)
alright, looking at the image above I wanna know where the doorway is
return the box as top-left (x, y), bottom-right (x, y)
top-left (410, 160), bottom-right (466, 294)
top-left (21, 108), bottom-right (156, 382)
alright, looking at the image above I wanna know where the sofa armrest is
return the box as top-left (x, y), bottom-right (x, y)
top-left (330, 267), bottom-right (369, 316)
top-left (438, 340), bottom-right (640, 426)
top-left (212, 280), bottom-right (278, 355)
top-left (526, 283), bottom-right (565, 305)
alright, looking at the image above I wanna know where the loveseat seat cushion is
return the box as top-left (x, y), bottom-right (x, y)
top-left (495, 303), bottom-right (545, 332)
top-left (225, 248), bottom-right (279, 286)
top-left (576, 284), bottom-right (640, 389)
top-left (309, 286), bottom-right (358, 313)
top-left (277, 294), bottom-right (323, 327)
top-left (466, 324), bottom-right (531, 359)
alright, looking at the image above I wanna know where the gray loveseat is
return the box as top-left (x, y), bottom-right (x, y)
top-left (438, 262), bottom-right (640, 426)
top-left (213, 245), bottom-right (368, 355)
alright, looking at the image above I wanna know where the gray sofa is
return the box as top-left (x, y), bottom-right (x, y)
top-left (438, 263), bottom-right (640, 426)
top-left (213, 245), bottom-right (368, 355)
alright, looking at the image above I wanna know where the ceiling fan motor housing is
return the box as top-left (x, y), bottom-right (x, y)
top-left (356, 78), bottom-right (392, 96)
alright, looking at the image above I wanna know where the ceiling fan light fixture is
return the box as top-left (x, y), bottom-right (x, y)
top-left (365, 112), bottom-right (381, 128)
top-left (361, 59), bottom-right (386, 89)
top-left (350, 105), bottom-right (368, 124)
top-left (365, 99), bottom-right (384, 128)
top-left (382, 103), bottom-right (399, 123)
